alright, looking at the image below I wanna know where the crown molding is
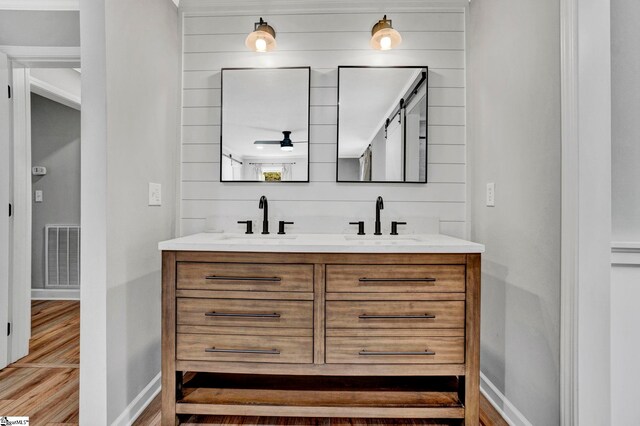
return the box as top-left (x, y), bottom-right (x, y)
top-left (181, 0), bottom-right (467, 15)
top-left (0, 0), bottom-right (79, 11)
top-left (30, 76), bottom-right (81, 110)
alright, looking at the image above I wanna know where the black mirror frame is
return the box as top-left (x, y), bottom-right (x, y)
top-left (220, 66), bottom-right (311, 183)
top-left (336, 65), bottom-right (429, 184)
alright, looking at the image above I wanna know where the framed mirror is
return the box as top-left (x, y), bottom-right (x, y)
top-left (220, 67), bottom-right (310, 182)
top-left (336, 66), bottom-right (428, 183)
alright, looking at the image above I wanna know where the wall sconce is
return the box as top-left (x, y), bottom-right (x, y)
top-left (370, 15), bottom-right (402, 51)
top-left (245, 17), bottom-right (277, 53)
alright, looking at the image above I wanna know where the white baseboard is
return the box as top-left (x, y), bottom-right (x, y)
top-left (31, 288), bottom-right (80, 300)
top-left (112, 372), bottom-right (161, 426)
top-left (480, 372), bottom-right (532, 426)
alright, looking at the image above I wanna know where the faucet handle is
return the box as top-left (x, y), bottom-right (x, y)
top-left (349, 221), bottom-right (366, 235)
top-left (390, 221), bottom-right (407, 235)
top-left (278, 221), bottom-right (294, 235)
top-left (237, 220), bottom-right (253, 234)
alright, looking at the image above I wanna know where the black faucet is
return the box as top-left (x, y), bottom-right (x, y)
top-left (259, 195), bottom-right (269, 234)
top-left (374, 196), bottom-right (384, 235)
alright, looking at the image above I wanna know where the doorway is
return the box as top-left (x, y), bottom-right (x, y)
top-left (1, 58), bottom-right (81, 370)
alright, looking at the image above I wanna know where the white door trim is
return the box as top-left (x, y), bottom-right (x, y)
top-left (0, 51), bottom-right (10, 370)
top-left (9, 65), bottom-right (32, 363)
top-left (560, 0), bottom-right (612, 424)
top-left (560, 0), bottom-right (578, 424)
top-left (0, 46), bottom-right (80, 68)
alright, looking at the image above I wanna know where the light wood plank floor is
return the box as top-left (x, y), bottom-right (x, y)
top-left (0, 300), bottom-right (79, 425)
top-left (0, 301), bottom-right (507, 426)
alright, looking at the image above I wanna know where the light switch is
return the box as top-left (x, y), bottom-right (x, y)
top-left (148, 183), bottom-right (162, 206)
top-left (35, 190), bottom-right (43, 203)
top-left (486, 183), bottom-right (495, 207)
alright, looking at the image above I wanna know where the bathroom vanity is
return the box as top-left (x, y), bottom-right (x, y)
top-left (159, 233), bottom-right (484, 425)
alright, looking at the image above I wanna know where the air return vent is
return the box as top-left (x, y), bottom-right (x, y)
top-left (45, 225), bottom-right (80, 289)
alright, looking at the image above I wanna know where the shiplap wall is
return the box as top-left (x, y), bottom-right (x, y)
top-left (180, 10), bottom-right (467, 237)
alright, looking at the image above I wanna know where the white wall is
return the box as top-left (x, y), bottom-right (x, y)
top-left (611, 0), bottom-right (640, 241)
top-left (80, 0), bottom-right (180, 423)
top-left (467, 1), bottom-right (561, 425)
top-left (180, 10), bottom-right (467, 237)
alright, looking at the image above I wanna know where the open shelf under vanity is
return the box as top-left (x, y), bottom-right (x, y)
top-left (176, 373), bottom-right (465, 419)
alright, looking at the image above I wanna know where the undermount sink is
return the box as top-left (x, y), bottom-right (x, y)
top-left (219, 234), bottom-right (298, 241)
top-left (343, 235), bottom-right (422, 242)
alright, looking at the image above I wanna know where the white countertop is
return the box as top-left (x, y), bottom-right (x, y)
top-left (158, 232), bottom-right (485, 254)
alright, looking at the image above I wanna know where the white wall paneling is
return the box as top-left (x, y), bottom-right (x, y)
top-left (180, 11), bottom-right (468, 237)
top-left (611, 243), bottom-right (640, 426)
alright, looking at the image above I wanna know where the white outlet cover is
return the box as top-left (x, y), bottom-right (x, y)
top-left (148, 182), bottom-right (162, 206)
top-left (35, 189), bottom-right (43, 203)
top-left (486, 182), bottom-right (495, 207)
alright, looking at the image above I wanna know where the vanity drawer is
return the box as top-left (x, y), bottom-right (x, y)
top-left (177, 262), bottom-right (313, 292)
top-left (177, 298), bottom-right (313, 329)
top-left (326, 336), bottom-right (464, 364)
top-left (326, 300), bottom-right (464, 329)
top-left (326, 265), bottom-right (465, 293)
top-left (177, 333), bottom-right (313, 364)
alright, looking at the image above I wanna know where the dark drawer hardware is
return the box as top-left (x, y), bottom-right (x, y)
top-left (358, 350), bottom-right (436, 356)
top-left (358, 277), bottom-right (437, 283)
top-left (205, 347), bottom-right (280, 355)
top-left (358, 314), bottom-right (436, 319)
top-left (205, 312), bottom-right (280, 318)
top-left (205, 275), bottom-right (281, 282)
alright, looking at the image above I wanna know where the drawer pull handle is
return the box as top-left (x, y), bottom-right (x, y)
top-left (358, 314), bottom-right (436, 319)
top-left (358, 277), bottom-right (436, 283)
top-left (205, 275), bottom-right (281, 282)
top-left (359, 350), bottom-right (436, 356)
top-left (205, 312), bottom-right (280, 318)
top-left (205, 347), bottom-right (280, 355)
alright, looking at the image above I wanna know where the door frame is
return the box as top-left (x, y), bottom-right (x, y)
top-left (0, 45), bottom-right (80, 365)
top-left (0, 51), bottom-right (11, 370)
top-left (560, 0), bottom-right (612, 424)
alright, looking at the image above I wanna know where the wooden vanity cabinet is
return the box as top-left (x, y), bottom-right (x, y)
top-left (162, 251), bottom-right (481, 425)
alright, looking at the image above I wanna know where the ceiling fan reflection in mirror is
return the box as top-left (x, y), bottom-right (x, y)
top-left (254, 130), bottom-right (307, 152)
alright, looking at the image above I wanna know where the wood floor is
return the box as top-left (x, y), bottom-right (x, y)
top-left (0, 300), bottom-right (79, 425)
top-left (0, 301), bottom-right (507, 426)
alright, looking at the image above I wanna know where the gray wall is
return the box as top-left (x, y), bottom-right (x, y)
top-left (103, 0), bottom-right (180, 423)
top-left (79, 0), bottom-right (179, 422)
top-left (0, 11), bottom-right (79, 47)
top-left (338, 158), bottom-right (359, 181)
top-left (612, 0), bottom-right (640, 241)
top-left (30, 93), bottom-right (81, 289)
top-left (467, 1), bottom-right (561, 425)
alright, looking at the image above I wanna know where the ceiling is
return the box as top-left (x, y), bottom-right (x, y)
top-left (179, 0), bottom-right (468, 14)
top-left (338, 67), bottom-right (422, 158)
top-left (221, 68), bottom-right (309, 158)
